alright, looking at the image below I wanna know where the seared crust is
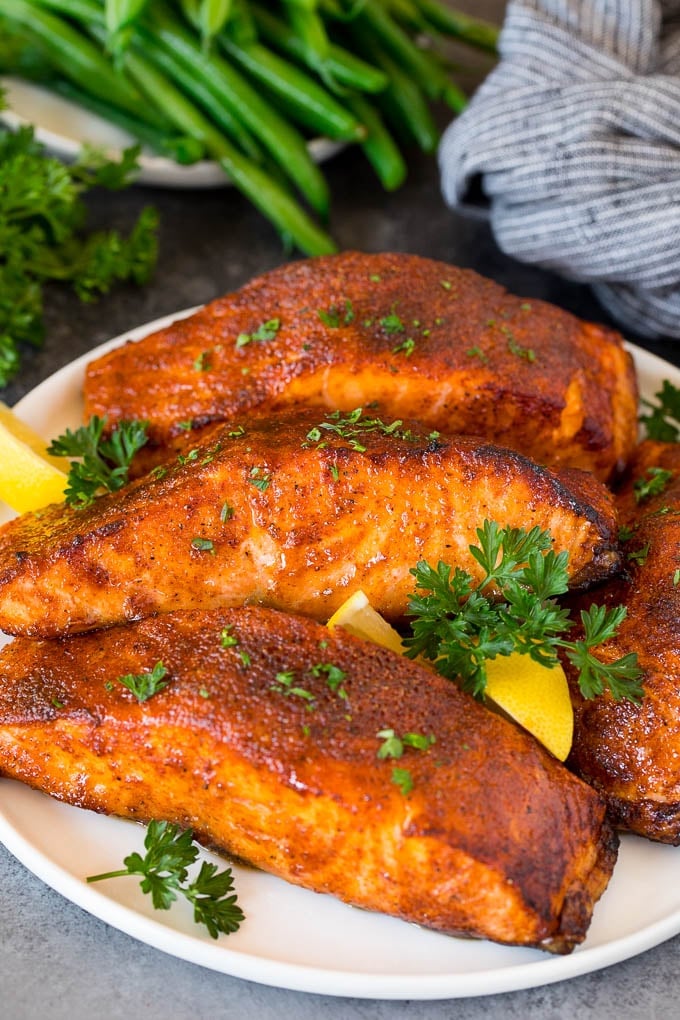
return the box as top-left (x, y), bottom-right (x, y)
top-left (565, 441), bottom-right (680, 843)
top-left (83, 252), bottom-right (638, 481)
top-left (0, 408), bottom-right (621, 638)
top-left (0, 606), bottom-right (618, 952)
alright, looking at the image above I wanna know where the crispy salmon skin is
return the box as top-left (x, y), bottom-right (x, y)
top-left (0, 606), bottom-right (618, 952)
top-left (565, 441), bottom-right (680, 843)
top-left (0, 408), bottom-right (622, 638)
top-left (83, 252), bottom-right (638, 481)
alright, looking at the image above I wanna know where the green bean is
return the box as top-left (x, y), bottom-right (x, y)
top-left (106, 0), bottom-right (149, 35)
top-left (344, 93), bottom-right (406, 191)
top-left (144, 1), bottom-right (330, 214)
top-left (125, 24), bottom-right (264, 160)
top-left (218, 35), bottom-right (366, 142)
top-left (93, 24), bottom-right (336, 254)
top-left (2, 0), bottom-right (149, 119)
top-left (371, 44), bottom-right (438, 152)
top-left (50, 79), bottom-right (206, 163)
top-left (250, 3), bottom-right (388, 94)
top-left (281, 0), bottom-right (330, 74)
top-left (177, 0), bottom-right (233, 45)
top-left (354, 0), bottom-right (448, 100)
top-left (414, 0), bottom-right (499, 54)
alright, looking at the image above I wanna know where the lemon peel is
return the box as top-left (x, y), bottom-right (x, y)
top-left (485, 654), bottom-right (574, 761)
top-left (0, 401), bottom-right (68, 514)
top-left (326, 589), bottom-right (405, 655)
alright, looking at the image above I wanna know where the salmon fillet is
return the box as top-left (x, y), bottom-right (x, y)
top-left (83, 251), bottom-right (639, 482)
top-left (0, 408), bottom-right (622, 638)
top-left (565, 441), bottom-right (680, 843)
top-left (0, 605), bottom-right (619, 953)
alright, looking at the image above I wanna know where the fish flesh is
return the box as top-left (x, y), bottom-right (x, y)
top-left (0, 408), bottom-right (622, 638)
top-left (83, 251), bottom-right (639, 482)
top-left (0, 605), bottom-right (619, 953)
top-left (565, 440), bottom-right (680, 843)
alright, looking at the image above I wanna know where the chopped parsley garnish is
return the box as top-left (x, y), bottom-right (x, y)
top-left (220, 626), bottom-right (238, 648)
top-left (271, 670), bottom-right (315, 704)
top-left (376, 729), bottom-right (435, 759)
top-left (404, 520), bottom-right (643, 702)
top-left (248, 466), bottom-right (272, 491)
top-left (379, 310), bottom-right (405, 334)
top-left (466, 345), bottom-right (488, 363)
top-left (391, 767), bottom-right (414, 796)
top-left (304, 407), bottom-right (424, 451)
top-left (627, 542), bottom-right (651, 567)
top-left (117, 661), bottom-right (168, 702)
top-left (193, 350), bottom-right (211, 371)
top-left (235, 318), bottom-right (280, 347)
top-left (191, 537), bottom-right (215, 554)
top-left (47, 416), bottom-right (149, 508)
top-left (634, 466), bottom-right (674, 503)
top-left (87, 820), bottom-right (244, 939)
top-left (220, 502), bottom-right (234, 522)
top-left (317, 299), bottom-right (354, 327)
top-left (393, 337), bottom-right (416, 356)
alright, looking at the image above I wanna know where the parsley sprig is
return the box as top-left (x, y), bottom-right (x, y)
top-left (640, 380), bottom-right (680, 441)
top-left (404, 521), bottom-right (643, 703)
top-left (0, 98), bottom-right (158, 387)
top-left (47, 415), bottom-right (149, 508)
top-left (87, 820), bottom-right (244, 939)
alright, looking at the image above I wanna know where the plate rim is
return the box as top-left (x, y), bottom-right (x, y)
top-left (0, 76), bottom-right (342, 189)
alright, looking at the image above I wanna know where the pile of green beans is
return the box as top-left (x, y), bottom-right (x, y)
top-left (0, 0), bottom-right (498, 254)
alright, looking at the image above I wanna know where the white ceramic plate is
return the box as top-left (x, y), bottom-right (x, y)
top-left (1, 317), bottom-right (680, 1000)
top-left (0, 77), bottom-right (341, 188)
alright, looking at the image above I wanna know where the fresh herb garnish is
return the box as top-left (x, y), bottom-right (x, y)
top-left (235, 318), bottom-right (280, 347)
top-left (634, 466), bottom-right (674, 503)
top-left (271, 670), bottom-right (315, 704)
top-left (317, 299), bottom-right (354, 327)
top-left (379, 310), bottom-right (405, 334)
top-left (376, 729), bottom-right (435, 759)
top-left (391, 767), bottom-right (414, 796)
top-left (191, 537), bottom-right (215, 554)
top-left (47, 415), bottom-right (148, 508)
top-left (87, 820), bottom-right (244, 939)
top-left (393, 337), bottom-right (416, 356)
top-left (117, 661), bottom-right (168, 702)
top-left (404, 520), bottom-right (643, 702)
top-left (640, 380), bottom-right (680, 441)
top-left (627, 542), bottom-right (651, 567)
top-left (0, 104), bottom-right (158, 387)
top-left (304, 408), bottom-right (421, 451)
top-left (248, 466), bottom-right (272, 491)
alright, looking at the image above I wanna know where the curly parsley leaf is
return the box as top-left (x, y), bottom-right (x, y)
top-left (117, 660), bottom-right (169, 702)
top-left (404, 521), bottom-right (643, 703)
top-left (640, 380), bottom-right (680, 442)
top-left (87, 820), bottom-right (245, 938)
top-left (0, 94), bottom-right (158, 387)
top-left (47, 415), bottom-right (148, 508)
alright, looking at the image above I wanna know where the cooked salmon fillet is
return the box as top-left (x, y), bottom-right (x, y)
top-left (0, 605), bottom-right (618, 952)
top-left (83, 251), bottom-right (639, 482)
top-left (0, 408), bottom-right (622, 639)
top-left (565, 441), bottom-right (680, 843)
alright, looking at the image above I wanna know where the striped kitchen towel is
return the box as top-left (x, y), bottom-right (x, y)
top-left (439, 0), bottom-right (680, 340)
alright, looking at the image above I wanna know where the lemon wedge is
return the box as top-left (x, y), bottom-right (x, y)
top-left (0, 401), bottom-right (68, 514)
top-left (485, 654), bottom-right (574, 761)
top-left (327, 590), bottom-right (574, 761)
top-left (327, 589), bottom-right (406, 655)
